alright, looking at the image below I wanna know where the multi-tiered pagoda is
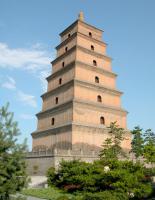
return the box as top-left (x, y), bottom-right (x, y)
top-left (32, 12), bottom-right (131, 153)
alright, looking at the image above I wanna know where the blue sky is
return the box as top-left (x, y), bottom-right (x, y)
top-left (0, 0), bottom-right (155, 150)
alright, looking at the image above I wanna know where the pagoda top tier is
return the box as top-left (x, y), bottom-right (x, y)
top-left (59, 12), bottom-right (104, 41)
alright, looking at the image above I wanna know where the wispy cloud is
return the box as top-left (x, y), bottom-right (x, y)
top-left (20, 114), bottom-right (34, 120)
top-left (39, 70), bottom-right (51, 91)
top-left (17, 90), bottom-right (37, 108)
top-left (1, 76), bottom-right (16, 90)
top-left (1, 75), bottom-right (37, 108)
top-left (0, 42), bottom-right (52, 91)
top-left (0, 42), bottom-right (50, 70)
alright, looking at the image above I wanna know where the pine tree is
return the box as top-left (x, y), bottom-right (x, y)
top-left (0, 103), bottom-right (28, 199)
top-left (143, 129), bottom-right (155, 164)
top-left (99, 122), bottom-right (126, 160)
top-left (131, 126), bottom-right (144, 159)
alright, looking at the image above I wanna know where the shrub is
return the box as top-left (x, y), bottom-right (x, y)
top-left (54, 160), bottom-right (101, 192)
top-left (47, 167), bottom-right (56, 186)
top-left (47, 159), bottom-right (153, 199)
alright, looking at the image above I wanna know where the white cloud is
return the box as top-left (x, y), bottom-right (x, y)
top-left (0, 42), bottom-right (52, 92)
top-left (0, 43), bottom-right (50, 70)
top-left (1, 76), bottom-right (16, 90)
top-left (31, 42), bottom-right (47, 50)
top-left (39, 70), bottom-right (51, 91)
top-left (17, 90), bottom-right (37, 108)
top-left (20, 114), bottom-right (34, 120)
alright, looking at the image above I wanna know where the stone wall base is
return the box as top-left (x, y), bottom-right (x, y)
top-left (26, 149), bottom-right (99, 175)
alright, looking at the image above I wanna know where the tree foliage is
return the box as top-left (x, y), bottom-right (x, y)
top-left (99, 122), bottom-right (126, 160)
top-left (131, 126), bottom-right (155, 164)
top-left (0, 103), bottom-right (28, 199)
top-left (47, 159), bottom-right (153, 199)
top-left (46, 122), bottom-right (155, 199)
top-left (131, 126), bottom-right (144, 159)
top-left (143, 129), bottom-right (155, 164)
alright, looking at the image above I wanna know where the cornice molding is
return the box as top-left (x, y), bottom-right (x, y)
top-left (51, 45), bottom-right (76, 65)
top-left (32, 122), bottom-right (130, 139)
top-left (77, 32), bottom-right (107, 46)
top-left (56, 32), bottom-right (77, 50)
top-left (56, 32), bottom-right (107, 50)
top-left (74, 99), bottom-right (128, 115)
top-left (47, 61), bottom-right (75, 81)
top-left (76, 61), bottom-right (117, 77)
top-left (51, 45), bottom-right (111, 66)
top-left (47, 60), bottom-right (117, 82)
top-left (74, 79), bottom-right (123, 96)
top-left (32, 123), bottom-right (108, 138)
top-left (41, 80), bottom-right (74, 99)
top-left (37, 95), bottom-right (127, 120)
top-left (59, 20), bottom-right (78, 36)
top-left (36, 100), bottom-right (73, 118)
top-left (42, 78), bottom-right (122, 100)
top-left (77, 45), bottom-right (112, 61)
top-left (32, 123), bottom-right (72, 138)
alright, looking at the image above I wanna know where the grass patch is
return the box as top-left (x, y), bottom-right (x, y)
top-left (21, 187), bottom-right (81, 200)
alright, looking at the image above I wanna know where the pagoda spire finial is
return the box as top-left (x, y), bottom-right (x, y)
top-left (78, 11), bottom-right (84, 21)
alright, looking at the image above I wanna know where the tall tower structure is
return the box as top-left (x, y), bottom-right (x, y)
top-left (32, 13), bottom-right (131, 152)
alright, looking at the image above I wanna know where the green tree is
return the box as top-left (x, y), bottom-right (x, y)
top-left (99, 122), bottom-right (126, 160)
top-left (0, 103), bottom-right (28, 199)
top-left (47, 159), bottom-right (153, 199)
top-left (143, 129), bottom-right (155, 164)
top-left (131, 126), bottom-right (144, 159)
top-left (52, 160), bottom-right (101, 192)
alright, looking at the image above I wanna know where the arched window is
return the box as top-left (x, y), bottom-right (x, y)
top-left (93, 60), bottom-right (97, 66)
top-left (62, 62), bottom-right (65, 67)
top-left (59, 78), bottom-right (62, 85)
top-left (95, 76), bottom-right (99, 83)
top-left (100, 117), bottom-right (105, 125)
top-left (97, 95), bottom-right (102, 102)
top-left (51, 118), bottom-right (55, 125)
top-left (89, 32), bottom-right (92, 37)
top-left (65, 47), bottom-right (68, 52)
top-left (91, 45), bottom-right (94, 51)
top-left (55, 97), bottom-right (58, 104)
top-left (68, 33), bottom-right (71, 38)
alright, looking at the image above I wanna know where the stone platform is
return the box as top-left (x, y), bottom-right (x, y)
top-left (26, 148), bottom-right (100, 175)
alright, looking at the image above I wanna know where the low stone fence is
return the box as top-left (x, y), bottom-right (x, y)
top-left (26, 149), bottom-right (155, 176)
top-left (27, 148), bottom-right (100, 158)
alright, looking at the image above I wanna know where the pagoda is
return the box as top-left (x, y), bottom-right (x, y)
top-left (31, 12), bottom-right (131, 153)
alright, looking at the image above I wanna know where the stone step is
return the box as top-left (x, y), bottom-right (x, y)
top-left (28, 176), bottom-right (47, 188)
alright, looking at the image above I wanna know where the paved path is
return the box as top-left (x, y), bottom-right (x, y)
top-left (25, 196), bottom-right (46, 200)
top-left (14, 194), bottom-right (46, 200)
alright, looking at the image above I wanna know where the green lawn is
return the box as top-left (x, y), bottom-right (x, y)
top-left (21, 188), bottom-right (82, 200)
top-left (21, 187), bottom-right (155, 200)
